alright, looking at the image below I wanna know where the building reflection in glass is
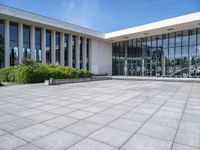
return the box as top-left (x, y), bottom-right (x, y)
top-left (112, 28), bottom-right (200, 77)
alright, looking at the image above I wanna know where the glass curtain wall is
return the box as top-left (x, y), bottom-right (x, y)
top-left (64, 34), bottom-right (68, 66)
top-left (0, 20), bottom-right (4, 67)
top-left (10, 22), bottom-right (19, 66)
top-left (56, 32), bottom-right (60, 64)
top-left (46, 30), bottom-right (51, 64)
top-left (112, 28), bottom-right (200, 77)
top-left (23, 25), bottom-right (31, 60)
top-left (35, 28), bottom-right (42, 62)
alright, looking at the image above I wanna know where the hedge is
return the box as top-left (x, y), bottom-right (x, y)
top-left (0, 60), bottom-right (92, 84)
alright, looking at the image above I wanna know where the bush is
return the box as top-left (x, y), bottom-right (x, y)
top-left (0, 61), bottom-right (92, 84)
top-left (0, 67), bottom-right (15, 82)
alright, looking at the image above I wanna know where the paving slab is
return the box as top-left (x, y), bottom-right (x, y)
top-left (32, 130), bottom-right (82, 150)
top-left (13, 124), bottom-right (56, 142)
top-left (89, 126), bottom-right (132, 147)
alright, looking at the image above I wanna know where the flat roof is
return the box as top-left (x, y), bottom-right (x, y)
top-left (0, 4), bottom-right (200, 42)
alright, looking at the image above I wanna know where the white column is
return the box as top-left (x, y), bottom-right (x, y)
top-left (30, 25), bottom-right (35, 60)
top-left (82, 37), bottom-right (87, 69)
top-left (68, 34), bottom-right (72, 67)
top-left (42, 28), bottom-right (46, 63)
top-left (4, 19), bottom-right (10, 66)
top-left (60, 32), bottom-right (65, 65)
top-left (51, 30), bottom-right (56, 64)
top-left (75, 35), bottom-right (80, 69)
top-left (18, 23), bottom-right (23, 63)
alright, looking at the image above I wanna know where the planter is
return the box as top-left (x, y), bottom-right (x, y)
top-left (44, 76), bottom-right (110, 86)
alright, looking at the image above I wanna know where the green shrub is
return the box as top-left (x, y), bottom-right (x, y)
top-left (0, 61), bottom-right (92, 84)
top-left (0, 67), bottom-right (15, 82)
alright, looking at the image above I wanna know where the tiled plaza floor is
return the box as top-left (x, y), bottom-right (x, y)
top-left (0, 80), bottom-right (199, 150)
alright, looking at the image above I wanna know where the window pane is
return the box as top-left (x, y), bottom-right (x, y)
top-left (182, 30), bottom-right (189, 46)
top-left (169, 33), bottom-right (175, 47)
top-left (189, 29), bottom-right (197, 45)
top-left (72, 36), bottom-right (76, 68)
top-left (64, 34), bottom-right (68, 66)
top-left (10, 22), bottom-right (19, 66)
top-left (35, 28), bottom-right (41, 62)
top-left (56, 32), bottom-right (60, 64)
top-left (46, 30), bottom-right (51, 64)
top-left (0, 20), bottom-right (5, 67)
top-left (163, 34), bottom-right (168, 48)
top-left (176, 31), bottom-right (182, 47)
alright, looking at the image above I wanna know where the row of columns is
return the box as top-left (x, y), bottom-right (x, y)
top-left (4, 19), bottom-right (89, 70)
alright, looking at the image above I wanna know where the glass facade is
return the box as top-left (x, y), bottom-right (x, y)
top-left (46, 30), bottom-right (51, 64)
top-left (72, 36), bottom-right (76, 68)
top-left (0, 20), bottom-right (4, 67)
top-left (112, 28), bottom-right (200, 77)
top-left (35, 28), bottom-right (42, 62)
top-left (56, 32), bottom-right (60, 64)
top-left (10, 22), bottom-right (19, 66)
top-left (23, 25), bottom-right (31, 59)
top-left (64, 34), bottom-right (68, 66)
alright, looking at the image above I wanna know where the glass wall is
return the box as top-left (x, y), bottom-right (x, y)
top-left (112, 28), bottom-right (200, 77)
top-left (64, 34), bottom-right (68, 66)
top-left (23, 25), bottom-right (31, 59)
top-left (46, 30), bottom-right (51, 64)
top-left (72, 36), bottom-right (76, 68)
top-left (0, 20), bottom-right (4, 67)
top-left (56, 32), bottom-right (60, 64)
top-left (10, 22), bottom-right (19, 66)
top-left (35, 28), bottom-right (42, 62)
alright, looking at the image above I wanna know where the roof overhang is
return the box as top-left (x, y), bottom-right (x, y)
top-left (105, 12), bottom-right (200, 42)
top-left (0, 4), bottom-right (105, 39)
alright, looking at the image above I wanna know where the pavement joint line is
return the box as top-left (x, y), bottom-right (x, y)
top-left (174, 141), bottom-right (200, 149)
top-left (170, 83), bottom-right (193, 150)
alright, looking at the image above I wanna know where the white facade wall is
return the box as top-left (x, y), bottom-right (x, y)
top-left (90, 39), bottom-right (112, 75)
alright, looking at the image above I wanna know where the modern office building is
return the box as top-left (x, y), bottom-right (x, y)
top-left (0, 4), bottom-right (200, 77)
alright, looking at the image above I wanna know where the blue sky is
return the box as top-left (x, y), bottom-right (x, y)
top-left (1, 0), bottom-right (200, 32)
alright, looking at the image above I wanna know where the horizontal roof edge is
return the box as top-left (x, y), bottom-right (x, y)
top-left (0, 4), bottom-right (105, 39)
top-left (105, 11), bottom-right (200, 39)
